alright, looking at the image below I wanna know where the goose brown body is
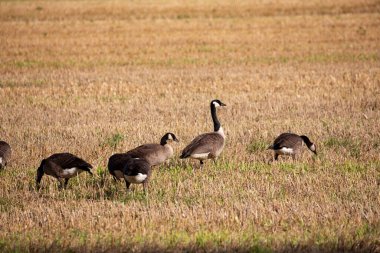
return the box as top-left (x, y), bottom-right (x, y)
top-left (180, 131), bottom-right (225, 162)
top-left (180, 99), bottom-right (226, 165)
top-left (108, 153), bottom-right (132, 180)
top-left (268, 133), bottom-right (317, 160)
top-left (36, 153), bottom-right (93, 189)
top-left (126, 142), bottom-right (174, 166)
top-left (108, 133), bottom-right (178, 180)
top-left (123, 157), bottom-right (152, 192)
top-left (0, 141), bottom-right (11, 170)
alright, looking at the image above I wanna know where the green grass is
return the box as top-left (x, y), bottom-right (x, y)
top-left (336, 161), bottom-right (367, 173)
top-left (247, 139), bottom-right (268, 154)
top-left (324, 136), bottom-right (362, 158)
top-left (102, 133), bottom-right (125, 149)
top-left (3, 52), bottom-right (378, 70)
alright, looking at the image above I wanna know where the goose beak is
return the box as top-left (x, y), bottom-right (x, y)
top-left (221, 102), bottom-right (227, 106)
top-left (313, 150), bottom-right (317, 155)
top-left (174, 137), bottom-right (180, 142)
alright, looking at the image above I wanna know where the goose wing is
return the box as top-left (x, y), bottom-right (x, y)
top-left (272, 133), bottom-right (301, 149)
top-left (48, 153), bottom-right (92, 170)
top-left (108, 153), bottom-right (132, 174)
top-left (124, 158), bottom-right (150, 176)
top-left (126, 144), bottom-right (160, 158)
top-left (0, 141), bottom-right (11, 160)
top-left (180, 133), bottom-right (224, 158)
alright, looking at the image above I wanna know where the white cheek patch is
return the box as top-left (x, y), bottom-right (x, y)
top-left (310, 144), bottom-right (316, 151)
top-left (125, 173), bottom-right (147, 184)
top-left (276, 147), bottom-right (294, 155)
top-left (167, 134), bottom-right (173, 140)
top-left (191, 153), bottom-right (210, 160)
top-left (213, 101), bottom-right (220, 107)
top-left (114, 170), bottom-right (124, 179)
top-left (0, 157), bottom-right (3, 165)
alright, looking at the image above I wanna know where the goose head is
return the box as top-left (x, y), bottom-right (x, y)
top-left (161, 132), bottom-right (179, 145)
top-left (211, 99), bottom-right (227, 108)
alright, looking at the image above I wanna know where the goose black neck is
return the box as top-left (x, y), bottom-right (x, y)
top-left (160, 136), bottom-right (167, 145)
top-left (211, 104), bottom-right (221, 132)
top-left (36, 159), bottom-right (46, 177)
top-left (39, 159), bottom-right (46, 167)
top-left (300, 135), bottom-right (312, 146)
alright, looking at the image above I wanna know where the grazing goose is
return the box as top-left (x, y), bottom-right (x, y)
top-left (123, 157), bottom-right (152, 193)
top-left (127, 132), bottom-right (179, 165)
top-left (108, 132), bottom-right (178, 181)
top-left (268, 133), bottom-right (317, 161)
top-left (0, 141), bottom-right (11, 170)
top-left (180, 99), bottom-right (226, 166)
top-left (36, 153), bottom-right (93, 190)
top-left (108, 153), bottom-right (132, 181)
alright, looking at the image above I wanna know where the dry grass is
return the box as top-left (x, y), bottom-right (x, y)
top-left (0, 0), bottom-right (379, 252)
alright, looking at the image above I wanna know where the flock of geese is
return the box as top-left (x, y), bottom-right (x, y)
top-left (0, 99), bottom-right (317, 193)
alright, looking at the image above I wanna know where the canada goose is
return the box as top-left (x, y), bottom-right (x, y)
top-left (0, 141), bottom-right (11, 170)
top-left (180, 99), bottom-right (226, 166)
top-left (268, 133), bottom-right (317, 161)
top-left (108, 153), bottom-right (132, 181)
top-left (108, 132), bottom-right (178, 180)
top-left (123, 157), bottom-right (152, 193)
top-left (36, 153), bottom-right (93, 190)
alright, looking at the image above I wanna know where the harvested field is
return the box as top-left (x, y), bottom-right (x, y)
top-left (0, 0), bottom-right (379, 252)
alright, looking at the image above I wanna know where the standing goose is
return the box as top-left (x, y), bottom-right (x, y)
top-left (108, 132), bottom-right (179, 181)
top-left (0, 141), bottom-right (11, 170)
top-left (180, 99), bottom-right (226, 166)
top-left (36, 153), bottom-right (93, 190)
top-left (268, 133), bottom-right (317, 161)
top-left (123, 157), bottom-right (152, 193)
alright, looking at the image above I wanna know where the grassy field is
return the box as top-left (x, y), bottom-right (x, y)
top-left (0, 0), bottom-right (379, 252)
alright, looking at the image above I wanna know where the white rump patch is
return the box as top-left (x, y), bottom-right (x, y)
top-left (275, 147), bottom-right (294, 155)
top-left (62, 167), bottom-right (82, 178)
top-left (191, 153), bottom-right (210, 160)
top-left (125, 173), bottom-right (147, 184)
top-left (114, 170), bottom-right (124, 179)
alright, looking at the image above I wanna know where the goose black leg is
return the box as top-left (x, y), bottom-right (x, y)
top-left (36, 168), bottom-right (44, 190)
top-left (58, 178), bottom-right (65, 190)
top-left (143, 181), bottom-right (148, 193)
top-left (64, 178), bottom-right (70, 189)
top-left (143, 170), bottom-right (152, 194)
top-left (125, 180), bottom-right (131, 192)
top-left (274, 154), bottom-right (279, 161)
